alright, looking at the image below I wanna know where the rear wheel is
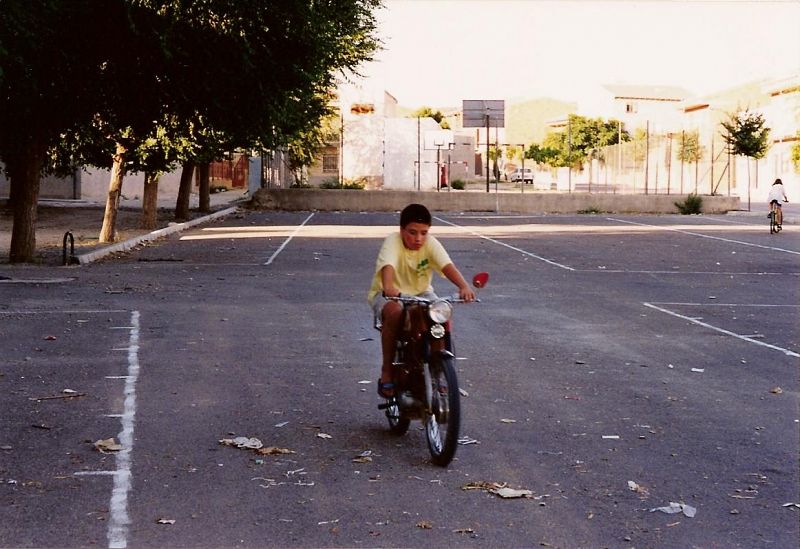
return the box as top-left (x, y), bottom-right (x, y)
top-left (425, 354), bottom-right (460, 466)
top-left (770, 209), bottom-right (778, 234)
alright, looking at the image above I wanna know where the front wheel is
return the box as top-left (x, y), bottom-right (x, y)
top-left (424, 354), bottom-right (460, 466)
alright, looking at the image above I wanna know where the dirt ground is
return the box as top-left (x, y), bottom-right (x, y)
top-left (1, 203), bottom-right (226, 265)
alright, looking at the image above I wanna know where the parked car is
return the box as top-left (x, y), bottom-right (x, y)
top-left (510, 168), bottom-right (534, 183)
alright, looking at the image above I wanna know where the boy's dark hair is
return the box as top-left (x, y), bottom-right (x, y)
top-left (773, 178), bottom-right (782, 185)
top-left (400, 203), bottom-right (432, 227)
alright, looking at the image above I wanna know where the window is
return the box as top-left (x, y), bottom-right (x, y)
top-left (625, 102), bottom-right (637, 113)
top-left (322, 154), bottom-right (338, 173)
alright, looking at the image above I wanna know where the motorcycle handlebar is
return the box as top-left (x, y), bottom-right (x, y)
top-left (384, 293), bottom-right (480, 304)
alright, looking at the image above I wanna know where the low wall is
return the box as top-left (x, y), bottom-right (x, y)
top-left (251, 188), bottom-right (741, 214)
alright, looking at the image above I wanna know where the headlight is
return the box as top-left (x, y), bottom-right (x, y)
top-left (428, 300), bottom-right (453, 324)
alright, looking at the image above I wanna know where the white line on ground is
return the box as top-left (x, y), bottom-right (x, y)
top-left (649, 302), bottom-right (800, 308)
top-left (0, 310), bottom-right (128, 315)
top-left (74, 471), bottom-right (118, 476)
top-left (107, 310), bottom-right (141, 549)
top-left (263, 212), bottom-right (315, 266)
top-left (434, 216), bottom-right (575, 271)
top-left (575, 269), bottom-right (798, 276)
top-left (643, 302), bottom-right (800, 358)
top-left (608, 217), bottom-right (800, 255)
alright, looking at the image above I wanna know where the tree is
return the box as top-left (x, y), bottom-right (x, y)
top-left (527, 115), bottom-right (628, 170)
top-left (721, 109), bottom-right (770, 208)
top-left (0, 1), bottom-right (140, 262)
top-left (675, 130), bottom-right (704, 192)
top-left (411, 107), bottom-right (450, 129)
top-left (792, 130), bottom-right (800, 174)
top-left (2, 0), bottom-right (381, 261)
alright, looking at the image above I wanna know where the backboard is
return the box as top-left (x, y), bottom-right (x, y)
top-left (462, 99), bottom-right (505, 128)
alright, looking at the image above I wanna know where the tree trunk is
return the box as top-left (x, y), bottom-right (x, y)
top-left (174, 159), bottom-right (195, 221)
top-left (7, 143), bottom-right (46, 263)
top-left (141, 170), bottom-right (160, 230)
top-left (198, 162), bottom-right (210, 213)
top-left (99, 142), bottom-right (128, 243)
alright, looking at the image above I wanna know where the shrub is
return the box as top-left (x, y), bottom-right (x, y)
top-left (290, 182), bottom-right (311, 188)
top-left (577, 207), bottom-right (603, 214)
top-left (450, 179), bottom-right (466, 190)
top-left (675, 193), bottom-right (703, 214)
top-left (321, 177), bottom-right (365, 190)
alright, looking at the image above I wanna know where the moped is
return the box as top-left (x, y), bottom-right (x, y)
top-left (378, 272), bottom-right (488, 466)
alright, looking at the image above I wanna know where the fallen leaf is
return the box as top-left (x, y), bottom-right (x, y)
top-left (352, 456), bottom-right (373, 463)
top-left (156, 518), bottom-right (176, 525)
top-left (316, 433), bottom-right (332, 439)
top-left (459, 388), bottom-right (469, 397)
top-left (256, 446), bottom-right (295, 456)
top-left (219, 437), bottom-right (263, 450)
top-left (457, 436), bottom-right (479, 445)
top-left (650, 502), bottom-right (697, 518)
top-left (492, 487), bottom-right (533, 499)
top-left (94, 438), bottom-right (123, 453)
top-left (416, 520), bottom-right (433, 529)
top-left (43, 335), bottom-right (57, 341)
top-left (453, 527), bottom-right (475, 534)
top-left (500, 418), bottom-right (516, 424)
top-left (771, 387), bottom-right (783, 394)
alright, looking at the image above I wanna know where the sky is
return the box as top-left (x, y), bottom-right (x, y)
top-left (357, 0), bottom-right (800, 108)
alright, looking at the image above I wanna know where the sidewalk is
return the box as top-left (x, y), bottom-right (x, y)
top-left (0, 189), bottom-right (248, 266)
top-left (725, 202), bottom-right (798, 224)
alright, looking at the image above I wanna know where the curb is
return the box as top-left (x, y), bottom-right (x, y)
top-left (76, 206), bottom-right (239, 265)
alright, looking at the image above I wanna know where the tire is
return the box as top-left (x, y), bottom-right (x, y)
top-left (770, 210), bottom-right (778, 234)
top-left (424, 354), bottom-right (460, 466)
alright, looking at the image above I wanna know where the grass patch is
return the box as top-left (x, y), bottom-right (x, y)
top-left (675, 193), bottom-right (703, 214)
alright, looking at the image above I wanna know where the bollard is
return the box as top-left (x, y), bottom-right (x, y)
top-left (62, 231), bottom-right (78, 265)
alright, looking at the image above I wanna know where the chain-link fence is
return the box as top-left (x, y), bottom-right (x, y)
top-left (593, 130), bottom-right (737, 195)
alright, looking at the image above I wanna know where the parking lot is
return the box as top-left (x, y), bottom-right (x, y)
top-left (1, 209), bottom-right (798, 548)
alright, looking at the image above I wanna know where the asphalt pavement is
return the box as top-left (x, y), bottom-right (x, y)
top-left (1, 209), bottom-right (798, 548)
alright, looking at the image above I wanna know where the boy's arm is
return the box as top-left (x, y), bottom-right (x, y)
top-left (442, 263), bottom-right (476, 302)
top-left (380, 265), bottom-right (401, 297)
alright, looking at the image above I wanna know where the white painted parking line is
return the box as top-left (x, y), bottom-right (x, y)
top-left (263, 212), bottom-right (315, 266)
top-left (74, 471), bottom-right (118, 477)
top-left (0, 310), bottom-right (127, 315)
top-left (608, 217), bottom-right (800, 255)
top-left (107, 310), bottom-right (141, 549)
top-left (650, 302), bottom-right (800, 308)
top-left (434, 216), bottom-right (575, 271)
top-left (643, 302), bottom-right (800, 358)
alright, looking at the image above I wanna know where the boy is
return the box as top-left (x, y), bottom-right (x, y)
top-left (368, 203), bottom-right (475, 397)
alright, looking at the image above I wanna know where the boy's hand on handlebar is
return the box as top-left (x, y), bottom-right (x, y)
top-left (459, 286), bottom-right (476, 302)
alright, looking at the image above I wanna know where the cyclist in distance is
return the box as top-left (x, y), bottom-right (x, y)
top-left (768, 178), bottom-right (789, 228)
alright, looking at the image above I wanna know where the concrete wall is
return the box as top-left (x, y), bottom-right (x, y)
top-left (80, 167), bottom-right (183, 203)
top-left (251, 188), bottom-right (740, 214)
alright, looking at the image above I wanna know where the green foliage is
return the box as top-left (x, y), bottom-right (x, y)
top-left (674, 193), bottom-right (703, 214)
top-left (790, 130), bottom-right (800, 173)
top-left (320, 177), bottom-right (365, 189)
top-left (577, 207), bottom-right (604, 214)
top-left (676, 130), bottom-right (703, 163)
top-left (527, 115), bottom-right (628, 169)
top-left (411, 107), bottom-right (450, 129)
top-left (450, 179), bottom-right (466, 190)
top-left (720, 110), bottom-right (770, 160)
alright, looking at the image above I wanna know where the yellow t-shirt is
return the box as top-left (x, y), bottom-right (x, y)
top-left (367, 232), bottom-right (452, 302)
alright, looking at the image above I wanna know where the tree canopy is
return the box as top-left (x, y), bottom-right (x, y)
top-left (720, 109), bottom-right (770, 160)
top-left (1, 0), bottom-right (381, 261)
top-left (526, 115), bottom-right (627, 168)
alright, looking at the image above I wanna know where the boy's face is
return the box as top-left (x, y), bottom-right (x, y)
top-left (400, 222), bottom-right (430, 251)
